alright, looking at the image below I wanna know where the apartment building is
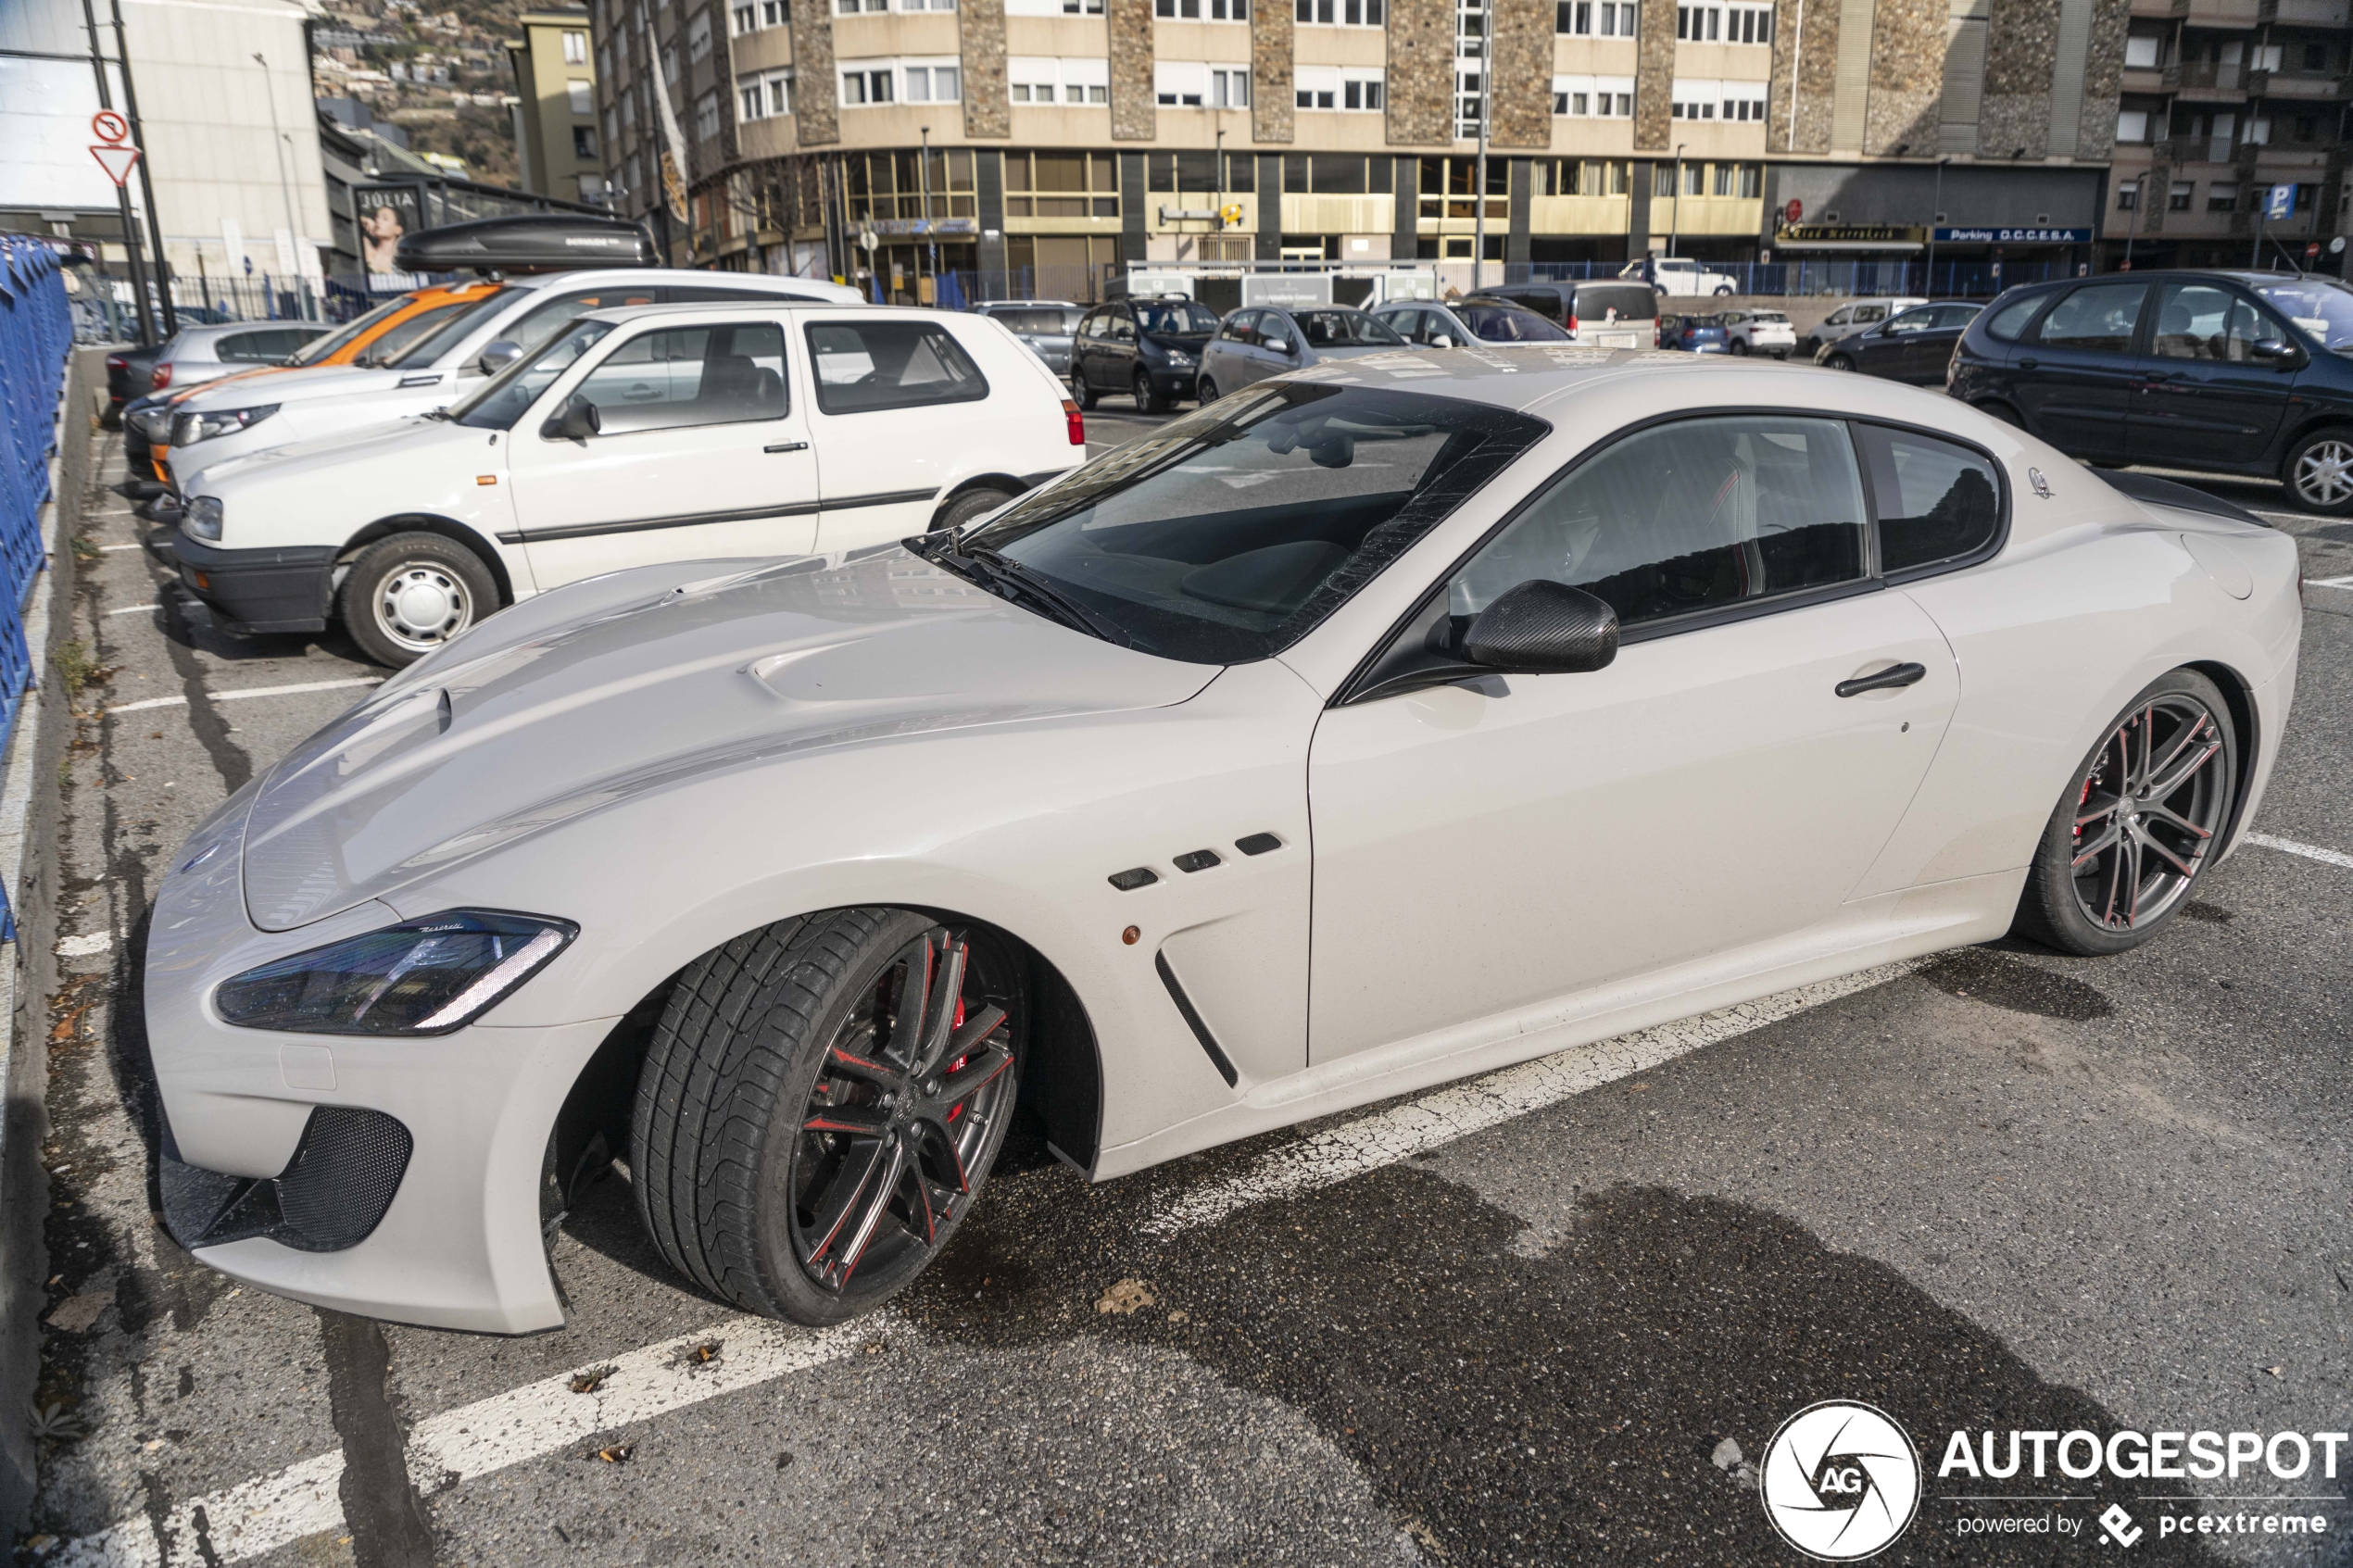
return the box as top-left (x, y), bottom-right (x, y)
top-left (508, 6), bottom-right (609, 203)
top-left (2106, 0), bottom-right (2350, 269)
top-left (586, 0), bottom-right (2161, 292)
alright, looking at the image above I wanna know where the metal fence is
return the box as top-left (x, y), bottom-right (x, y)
top-left (74, 271), bottom-right (453, 343)
top-left (0, 241), bottom-right (72, 934)
top-left (1516, 257), bottom-right (2086, 297)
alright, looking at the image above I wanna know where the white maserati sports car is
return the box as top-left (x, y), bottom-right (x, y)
top-left (145, 351), bottom-right (2302, 1332)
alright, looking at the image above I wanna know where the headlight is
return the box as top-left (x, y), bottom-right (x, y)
top-left (1162, 349), bottom-right (1197, 368)
top-left (131, 406), bottom-right (173, 443)
top-left (182, 495), bottom-right (223, 542)
top-left (214, 910), bottom-right (577, 1035)
top-left (171, 404), bottom-right (279, 446)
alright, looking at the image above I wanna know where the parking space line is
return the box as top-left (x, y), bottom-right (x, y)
top-left (105, 677), bottom-right (383, 715)
top-left (1142, 957), bottom-right (1929, 1238)
top-left (97, 544), bottom-right (143, 552)
top-left (56, 1320), bottom-right (875, 1567)
top-left (2247, 832), bottom-right (2353, 871)
top-left (103, 602), bottom-right (159, 616)
top-left (2309, 575), bottom-right (2353, 592)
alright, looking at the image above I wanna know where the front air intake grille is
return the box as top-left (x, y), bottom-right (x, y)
top-left (159, 1106), bottom-right (413, 1254)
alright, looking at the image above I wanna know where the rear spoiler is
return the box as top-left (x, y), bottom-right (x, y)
top-left (2098, 469), bottom-right (2272, 528)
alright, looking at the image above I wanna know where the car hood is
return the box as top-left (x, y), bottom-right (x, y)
top-left (1305, 343), bottom-right (1412, 361)
top-left (170, 360), bottom-right (402, 410)
top-left (182, 411), bottom-right (469, 495)
top-left (236, 552), bottom-right (1222, 931)
top-left (1143, 332), bottom-right (1214, 350)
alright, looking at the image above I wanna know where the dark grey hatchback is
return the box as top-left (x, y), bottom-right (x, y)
top-left (1947, 268), bottom-right (2353, 512)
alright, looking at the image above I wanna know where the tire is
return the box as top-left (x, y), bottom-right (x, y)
top-left (931, 485), bottom-right (1016, 533)
top-left (632, 909), bottom-right (1025, 1324)
top-left (1069, 366), bottom-right (1095, 411)
top-left (2011, 669), bottom-right (2237, 957)
top-left (1134, 370), bottom-right (1168, 415)
top-left (1198, 377), bottom-right (1221, 404)
top-left (339, 531), bottom-right (495, 669)
top-left (1826, 353), bottom-right (1856, 373)
top-left (1713, 283), bottom-right (1734, 297)
top-left (1728, 338), bottom-right (1750, 357)
top-left (2282, 426), bottom-right (2353, 514)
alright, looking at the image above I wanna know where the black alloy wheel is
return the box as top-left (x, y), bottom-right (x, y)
top-left (1134, 369), bottom-right (1168, 415)
top-left (2014, 671), bottom-right (2236, 955)
top-left (1198, 377), bottom-right (1221, 404)
top-left (633, 909), bottom-right (1023, 1323)
top-left (1826, 352), bottom-right (1856, 372)
top-left (1070, 366), bottom-right (1096, 410)
top-left (1728, 338), bottom-right (1750, 356)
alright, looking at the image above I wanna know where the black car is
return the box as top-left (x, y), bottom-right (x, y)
top-left (1817, 300), bottom-right (1982, 383)
top-left (103, 343), bottom-right (166, 427)
top-left (1069, 296), bottom-right (1220, 413)
top-left (1949, 268), bottom-right (2353, 513)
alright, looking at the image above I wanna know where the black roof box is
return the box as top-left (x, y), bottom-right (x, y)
top-left (395, 214), bottom-right (656, 274)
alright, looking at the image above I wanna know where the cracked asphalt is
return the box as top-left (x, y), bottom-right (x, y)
top-left (19, 400), bottom-right (2353, 1567)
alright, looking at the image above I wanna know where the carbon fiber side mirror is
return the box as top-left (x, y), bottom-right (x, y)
top-left (1462, 579), bottom-right (1620, 675)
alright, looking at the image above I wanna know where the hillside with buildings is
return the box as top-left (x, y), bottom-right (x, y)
top-left (308, 0), bottom-right (534, 186)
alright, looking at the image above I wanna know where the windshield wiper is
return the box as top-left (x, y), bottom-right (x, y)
top-left (912, 536), bottom-right (1135, 648)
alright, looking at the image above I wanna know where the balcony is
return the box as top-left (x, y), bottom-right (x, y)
top-left (2259, 0), bottom-right (2348, 22)
top-left (2167, 59), bottom-right (2246, 94)
top-left (2154, 134), bottom-right (2242, 160)
top-left (2254, 70), bottom-right (2349, 98)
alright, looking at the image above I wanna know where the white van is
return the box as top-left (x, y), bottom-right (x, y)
top-left (170, 302), bottom-right (1088, 666)
top-left (163, 269), bottom-right (862, 489)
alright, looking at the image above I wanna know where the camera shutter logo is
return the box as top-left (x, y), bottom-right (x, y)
top-left (1759, 1400), bottom-right (1922, 1561)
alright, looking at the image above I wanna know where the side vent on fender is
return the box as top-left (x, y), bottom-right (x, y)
top-left (1172, 849), bottom-right (1223, 873)
top-left (1108, 867), bottom-right (1160, 892)
top-left (1154, 951), bottom-right (1239, 1087)
top-left (1234, 833), bottom-right (1283, 856)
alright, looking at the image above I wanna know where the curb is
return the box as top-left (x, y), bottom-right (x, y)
top-left (0, 345), bottom-right (100, 1542)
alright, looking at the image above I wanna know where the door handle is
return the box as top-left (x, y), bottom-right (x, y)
top-left (1835, 661), bottom-right (1928, 698)
top-left (764, 441), bottom-right (809, 454)
top-left (2017, 357), bottom-right (2038, 370)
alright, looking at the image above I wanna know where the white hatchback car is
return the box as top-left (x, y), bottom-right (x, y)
top-left (164, 269), bottom-right (862, 490)
top-left (172, 302), bottom-right (1087, 665)
top-left (1719, 308), bottom-right (1799, 358)
top-left (1623, 257), bottom-right (1742, 297)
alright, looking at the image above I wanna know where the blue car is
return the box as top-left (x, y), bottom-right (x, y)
top-left (1659, 312), bottom-right (1731, 353)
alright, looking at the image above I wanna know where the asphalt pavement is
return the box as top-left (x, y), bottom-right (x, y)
top-left (20, 388), bottom-right (2353, 1568)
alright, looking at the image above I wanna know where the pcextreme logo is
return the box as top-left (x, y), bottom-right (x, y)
top-left (1760, 1401), bottom-right (1923, 1561)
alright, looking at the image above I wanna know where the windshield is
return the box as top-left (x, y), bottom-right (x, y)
top-left (357, 296), bottom-right (488, 367)
top-left (450, 319), bottom-right (614, 430)
top-left (1293, 309), bottom-right (1407, 347)
top-left (1135, 301), bottom-right (1221, 335)
top-left (386, 288), bottom-right (513, 368)
top-left (1457, 303), bottom-right (1570, 343)
top-left (990, 307), bottom-right (1082, 335)
top-left (290, 297), bottom-right (409, 366)
top-left (954, 383), bottom-right (1548, 663)
top-left (2254, 278), bottom-right (2353, 354)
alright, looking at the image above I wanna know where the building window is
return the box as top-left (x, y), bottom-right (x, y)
top-left (2115, 178), bottom-right (2139, 210)
top-left (1677, 3), bottom-right (1768, 40)
top-left (1296, 0), bottom-right (1382, 22)
top-left (1552, 76), bottom-right (1635, 115)
top-left (2116, 107), bottom-right (2149, 142)
top-left (840, 66), bottom-right (893, 102)
top-left (693, 89), bottom-right (721, 139)
top-left (1012, 55), bottom-right (1110, 102)
top-left (1148, 150), bottom-right (1255, 191)
top-left (687, 9), bottom-right (712, 59)
top-left (1292, 69), bottom-right (1383, 110)
top-left (569, 80), bottom-right (594, 113)
top-left (562, 28), bottom-right (588, 61)
top-left (898, 0), bottom-right (956, 9)
top-left (1160, 60), bottom-right (1207, 104)
top-left (1001, 150), bottom-right (1119, 219)
top-left (737, 68), bottom-right (791, 119)
top-left (1282, 154), bottom-right (1388, 193)
top-left (2123, 32), bottom-right (2158, 67)
top-left (2168, 181), bottom-right (2195, 210)
top-left (733, 1), bottom-right (755, 28)
top-left (573, 124), bottom-right (598, 157)
top-left (1416, 156), bottom-right (1508, 220)
top-left (837, 0), bottom-right (887, 12)
top-left (1555, 0), bottom-right (1634, 33)
top-left (577, 172), bottom-right (606, 203)
top-left (844, 148), bottom-right (978, 221)
top-left (1156, 0), bottom-right (1249, 14)
top-left (2207, 182), bottom-right (2239, 211)
top-left (1212, 66), bottom-right (1249, 105)
top-left (903, 61), bottom-right (961, 100)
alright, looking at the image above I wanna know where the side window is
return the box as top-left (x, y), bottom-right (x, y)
top-left (1931, 305), bottom-right (1981, 330)
top-left (1450, 416), bottom-right (1869, 629)
top-left (1110, 311), bottom-right (1137, 343)
top-left (1857, 425), bottom-right (2003, 575)
top-left (1856, 306), bottom-right (1886, 323)
top-left (1984, 294), bottom-right (2045, 340)
top-left (1080, 311), bottom-right (1106, 339)
top-left (2149, 283), bottom-right (2268, 362)
top-left (1883, 310), bottom-right (1931, 335)
top-left (508, 288), bottom-right (661, 358)
top-left (1826, 307), bottom-right (1854, 326)
top-left (214, 331), bottom-right (276, 361)
top-left (2033, 282), bottom-right (2147, 353)
top-left (570, 322), bottom-right (788, 434)
top-left (804, 320), bottom-right (990, 414)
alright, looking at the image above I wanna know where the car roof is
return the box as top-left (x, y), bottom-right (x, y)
top-left (1251, 348), bottom-right (1982, 418)
top-left (577, 299), bottom-right (939, 326)
top-left (165, 321), bottom-right (321, 349)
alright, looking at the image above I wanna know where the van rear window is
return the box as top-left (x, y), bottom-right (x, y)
top-left (1573, 284), bottom-right (1658, 322)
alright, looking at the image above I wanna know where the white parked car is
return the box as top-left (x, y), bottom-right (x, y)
top-left (1718, 307), bottom-right (1798, 358)
top-left (1622, 257), bottom-right (1742, 297)
top-left (147, 357), bottom-right (2297, 1334)
top-left (172, 302), bottom-right (1087, 666)
top-left (163, 268), bottom-right (862, 491)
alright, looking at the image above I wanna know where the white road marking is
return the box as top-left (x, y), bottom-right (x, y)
top-left (51, 958), bottom-right (1936, 1562)
top-left (1143, 958), bottom-right (1930, 1237)
top-left (105, 677), bottom-right (383, 715)
top-left (56, 932), bottom-right (112, 959)
top-left (105, 602), bottom-right (160, 616)
top-left (2247, 832), bottom-right (2353, 871)
top-left (55, 1320), bottom-right (876, 1567)
top-left (98, 544), bottom-right (143, 552)
top-left (2309, 575), bottom-right (2353, 592)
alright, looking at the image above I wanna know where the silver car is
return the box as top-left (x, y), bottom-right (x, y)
top-left (1375, 298), bottom-right (1572, 348)
top-left (1196, 306), bottom-right (1411, 401)
top-left (973, 300), bottom-right (1084, 376)
top-left (148, 320), bottom-right (333, 395)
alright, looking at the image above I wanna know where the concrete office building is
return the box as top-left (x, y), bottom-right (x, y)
top-left (586, 0), bottom-right (2170, 295)
top-left (508, 6), bottom-right (610, 203)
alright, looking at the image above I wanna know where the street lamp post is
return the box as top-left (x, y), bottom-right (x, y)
top-left (918, 124), bottom-right (937, 295)
top-left (254, 52), bottom-right (307, 318)
top-left (1214, 125), bottom-right (1226, 264)
top-left (1927, 156), bottom-right (1949, 295)
top-left (1669, 142), bottom-right (1686, 260)
top-left (1472, 0), bottom-right (1492, 292)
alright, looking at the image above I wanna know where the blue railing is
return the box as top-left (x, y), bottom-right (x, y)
top-left (0, 239), bottom-right (73, 937)
top-left (1516, 257), bottom-right (2083, 297)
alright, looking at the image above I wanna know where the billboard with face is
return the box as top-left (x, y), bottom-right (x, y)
top-left (357, 184), bottom-right (426, 274)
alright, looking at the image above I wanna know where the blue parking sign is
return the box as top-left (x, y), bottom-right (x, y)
top-left (2268, 183), bottom-right (2296, 220)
